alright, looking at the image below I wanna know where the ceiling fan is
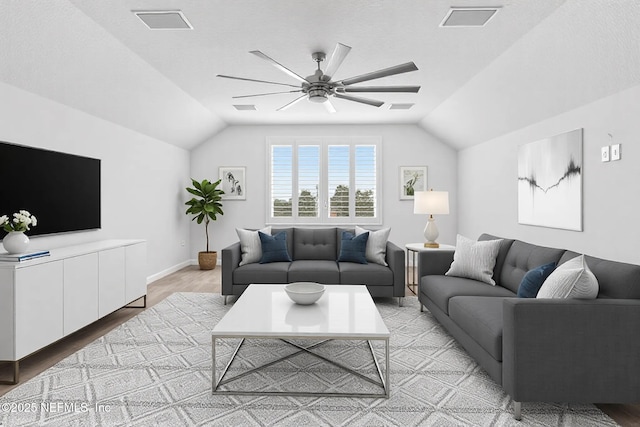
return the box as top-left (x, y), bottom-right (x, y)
top-left (217, 43), bottom-right (420, 113)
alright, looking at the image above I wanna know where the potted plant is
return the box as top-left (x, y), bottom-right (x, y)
top-left (1, 210), bottom-right (38, 254)
top-left (185, 178), bottom-right (224, 270)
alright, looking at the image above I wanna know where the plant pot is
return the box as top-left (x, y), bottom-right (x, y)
top-left (198, 251), bottom-right (217, 270)
top-left (3, 231), bottom-right (30, 254)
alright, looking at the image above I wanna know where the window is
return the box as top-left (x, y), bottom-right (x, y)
top-left (267, 137), bottom-right (382, 225)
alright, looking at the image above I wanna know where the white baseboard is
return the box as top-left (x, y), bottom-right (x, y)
top-left (147, 260), bottom-right (192, 284)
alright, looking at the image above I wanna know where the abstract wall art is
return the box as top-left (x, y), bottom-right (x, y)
top-left (517, 129), bottom-right (583, 231)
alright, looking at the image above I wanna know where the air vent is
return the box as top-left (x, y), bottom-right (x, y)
top-left (440, 7), bottom-right (500, 27)
top-left (134, 10), bottom-right (193, 30)
top-left (233, 105), bottom-right (257, 111)
top-left (389, 103), bottom-right (414, 110)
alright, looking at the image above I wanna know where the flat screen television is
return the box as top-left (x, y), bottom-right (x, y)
top-left (0, 141), bottom-right (101, 237)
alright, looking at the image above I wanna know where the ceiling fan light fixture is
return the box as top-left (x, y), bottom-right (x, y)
top-left (308, 88), bottom-right (328, 103)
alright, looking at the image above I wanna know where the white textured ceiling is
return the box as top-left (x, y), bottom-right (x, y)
top-left (1, 1), bottom-right (638, 150)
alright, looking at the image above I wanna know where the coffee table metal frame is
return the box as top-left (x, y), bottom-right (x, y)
top-left (211, 284), bottom-right (390, 398)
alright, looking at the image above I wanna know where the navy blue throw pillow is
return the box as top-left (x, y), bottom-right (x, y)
top-left (517, 262), bottom-right (557, 298)
top-left (259, 231), bottom-right (292, 263)
top-left (338, 231), bottom-right (369, 264)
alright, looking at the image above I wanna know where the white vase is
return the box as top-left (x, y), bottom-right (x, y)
top-left (3, 231), bottom-right (30, 254)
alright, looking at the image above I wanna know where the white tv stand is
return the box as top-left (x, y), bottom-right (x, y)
top-left (0, 239), bottom-right (146, 384)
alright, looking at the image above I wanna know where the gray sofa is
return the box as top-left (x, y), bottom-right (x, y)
top-left (222, 227), bottom-right (405, 304)
top-left (418, 233), bottom-right (640, 420)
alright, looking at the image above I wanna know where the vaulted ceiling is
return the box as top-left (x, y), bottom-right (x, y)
top-left (1, 1), bottom-right (639, 150)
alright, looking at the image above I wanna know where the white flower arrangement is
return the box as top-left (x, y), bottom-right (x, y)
top-left (1, 210), bottom-right (38, 233)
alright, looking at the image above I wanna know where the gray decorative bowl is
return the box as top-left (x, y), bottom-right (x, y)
top-left (285, 282), bottom-right (325, 305)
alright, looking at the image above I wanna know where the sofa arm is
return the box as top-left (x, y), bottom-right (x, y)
top-left (417, 250), bottom-right (455, 278)
top-left (503, 298), bottom-right (640, 404)
top-left (386, 242), bottom-right (406, 297)
top-left (222, 242), bottom-right (241, 296)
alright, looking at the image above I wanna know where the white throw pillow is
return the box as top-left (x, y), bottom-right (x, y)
top-left (236, 226), bottom-right (271, 266)
top-left (355, 226), bottom-right (391, 266)
top-left (445, 234), bottom-right (502, 285)
top-left (536, 255), bottom-right (599, 299)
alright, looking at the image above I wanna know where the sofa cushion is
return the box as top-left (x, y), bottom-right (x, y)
top-left (537, 255), bottom-right (598, 299)
top-left (288, 260), bottom-right (340, 283)
top-left (356, 226), bottom-right (391, 266)
top-left (446, 235), bottom-right (503, 285)
top-left (517, 262), bottom-right (557, 298)
top-left (559, 251), bottom-right (640, 299)
top-left (271, 227), bottom-right (295, 260)
top-left (499, 240), bottom-right (566, 294)
top-left (293, 228), bottom-right (337, 260)
top-left (449, 296), bottom-right (505, 361)
top-left (339, 262), bottom-right (393, 286)
top-left (421, 275), bottom-right (516, 315)
top-left (338, 231), bottom-right (368, 264)
top-left (478, 234), bottom-right (515, 286)
top-left (259, 231), bottom-right (292, 263)
top-left (236, 226), bottom-right (272, 266)
top-left (233, 262), bottom-right (290, 285)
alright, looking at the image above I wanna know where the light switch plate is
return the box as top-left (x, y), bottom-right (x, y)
top-left (601, 146), bottom-right (610, 162)
top-left (611, 144), bottom-right (621, 161)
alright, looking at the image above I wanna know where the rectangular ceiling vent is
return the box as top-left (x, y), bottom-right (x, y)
top-left (389, 103), bottom-right (414, 110)
top-left (134, 10), bottom-right (193, 30)
top-left (233, 105), bottom-right (257, 111)
top-left (440, 7), bottom-right (500, 27)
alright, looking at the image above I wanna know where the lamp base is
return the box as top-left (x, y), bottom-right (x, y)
top-left (424, 242), bottom-right (440, 248)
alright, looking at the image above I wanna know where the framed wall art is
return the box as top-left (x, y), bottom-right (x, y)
top-left (400, 166), bottom-right (427, 200)
top-left (219, 166), bottom-right (246, 200)
top-left (517, 128), bottom-right (583, 231)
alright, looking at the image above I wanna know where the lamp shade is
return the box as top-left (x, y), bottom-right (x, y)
top-left (414, 191), bottom-right (449, 215)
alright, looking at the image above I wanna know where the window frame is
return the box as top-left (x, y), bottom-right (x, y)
top-left (266, 136), bottom-right (382, 226)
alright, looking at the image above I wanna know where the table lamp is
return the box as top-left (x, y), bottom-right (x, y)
top-left (414, 190), bottom-right (449, 248)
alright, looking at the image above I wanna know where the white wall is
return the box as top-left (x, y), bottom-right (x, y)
top-left (0, 82), bottom-right (192, 280)
top-left (190, 124), bottom-right (458, 256)
top-left (458, 83), bottom-right (640, 265)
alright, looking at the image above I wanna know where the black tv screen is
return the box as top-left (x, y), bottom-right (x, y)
top-left (0, 142), bottom-right (101, 237)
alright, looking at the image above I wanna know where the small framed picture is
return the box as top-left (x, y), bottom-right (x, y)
top-left (399, 166), bottom-right (427, 200)
top-left (219, 167), bottom-right (246, 200)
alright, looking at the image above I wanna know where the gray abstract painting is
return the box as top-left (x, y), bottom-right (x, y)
top-left (518, 128), bottom-right (582, 231)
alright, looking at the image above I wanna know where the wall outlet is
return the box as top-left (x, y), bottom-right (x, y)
top-left (601, 146), bottom-right (610, 162)
top-left (180, 240), bottom-right (185, 247)
top-left (611, 144), bottom-right (621, 161)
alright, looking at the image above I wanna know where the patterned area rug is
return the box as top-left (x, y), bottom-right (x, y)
top-left (0, 292), bottom-right (617, 426)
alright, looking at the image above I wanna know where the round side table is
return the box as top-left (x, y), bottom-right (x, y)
top-left (405, 243), bottom-right (456, 294)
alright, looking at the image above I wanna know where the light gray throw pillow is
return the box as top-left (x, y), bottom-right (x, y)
top-left (356, 226), bottom-right (391, 266)
top-left (536, 254), bottom-right (598, 299)
top-left (445, 234), bottom-right (502, 285)
top-left (236, 226), bottom-right (271, 266)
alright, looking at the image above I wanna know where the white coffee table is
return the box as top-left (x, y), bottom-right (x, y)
top-left (212, 284), bottom-right (391, 398)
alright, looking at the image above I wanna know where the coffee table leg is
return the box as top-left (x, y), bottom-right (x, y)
top-left (385, 338), bottom-right (390, 397)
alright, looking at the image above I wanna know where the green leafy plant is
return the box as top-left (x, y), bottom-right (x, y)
top-left (1, 210), bottom-right (38, 232)
top-left (185, 179), bottom-right (224, 252)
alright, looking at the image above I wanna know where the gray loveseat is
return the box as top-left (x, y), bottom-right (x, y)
top-left (222, 227), bottom-right (405, 305)
top-left (418, 233), bottom-right (640, 420)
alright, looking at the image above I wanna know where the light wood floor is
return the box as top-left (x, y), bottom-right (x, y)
top-left (1, 265), bottom-right (639, 426)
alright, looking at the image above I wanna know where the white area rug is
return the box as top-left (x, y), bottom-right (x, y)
top-left (0, 292), bottom-right (617, 426)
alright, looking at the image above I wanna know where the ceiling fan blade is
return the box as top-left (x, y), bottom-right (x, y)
top-left (323, 43), bottom-right (352, 80)
top-left (232, 90), bottom-right (303, 99)
top-left (339, 62), bottom-right (419, 86)
top-left (277, 94), bottom-right (307, 111)
top-left (250, 51), bottom-right (308, 84)
top-left (324, 99), bottom-right (337, 113)
top-left (340, 85), bottom-right (420, 93)
top-left (333, 93), bottom-right (384, 107)
top-left (217, 74), bottom-right (300, 88)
